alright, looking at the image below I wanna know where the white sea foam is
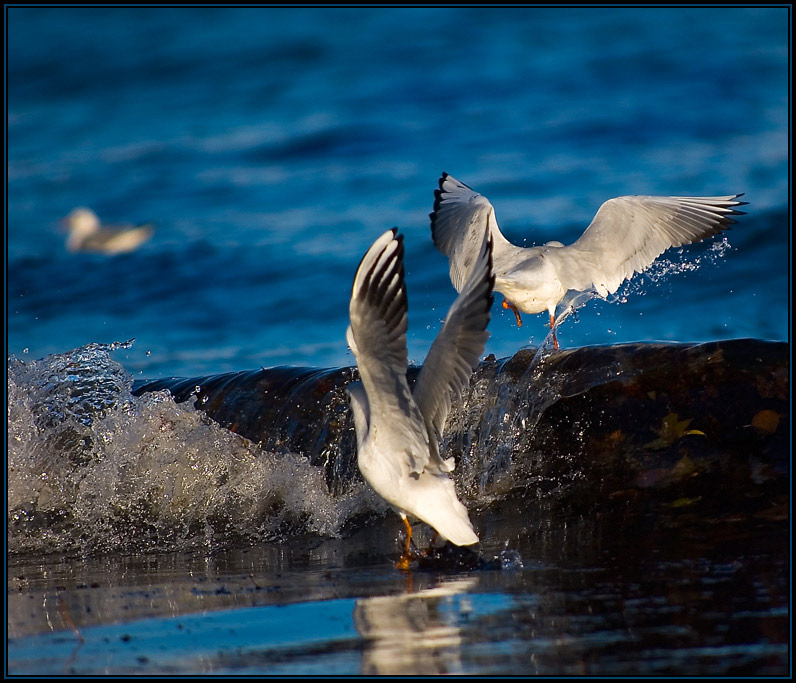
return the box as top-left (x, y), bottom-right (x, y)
top-left (7, 343), bottom-right (382, 557)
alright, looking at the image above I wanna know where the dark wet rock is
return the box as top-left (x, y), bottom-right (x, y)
top-left (135, 365), bottom-right (361, 490)
top-left (133, 339), bottom-right (788, 515)
top-left (393, 542), bottom-right (484, 572)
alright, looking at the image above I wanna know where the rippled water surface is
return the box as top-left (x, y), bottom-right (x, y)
top-left (8, 508), bottom-right (787, 675)
top-left (8, 7), bottom-right (788, 377)
top-left (6, 6), bottom-right (789, 676)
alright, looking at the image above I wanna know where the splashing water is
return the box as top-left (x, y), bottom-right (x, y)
top-left (613, 236), bottom-right (731, 301)
top-left (490, 237), bottom-right (733, 483)
top-left (498, 547), bottom-right (524, 571)
top-left (7, 343), bottom-right (381, 557)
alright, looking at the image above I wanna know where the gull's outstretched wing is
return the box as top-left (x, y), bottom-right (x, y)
top-left (347, 228), bottom-right (429, 474)
top-left (430, 172), bottom-right (510, 292)
top-left (413, 230), bottom-right (494, 472)
top-left (562, 194), bottom-right (747, 297)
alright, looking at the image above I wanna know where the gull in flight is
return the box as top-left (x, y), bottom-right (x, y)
top-left (430, 173), bottom-right (746, 349)
top-left (64, 207), bottom-right (154, 255)
top-left (346, 227), bottom-right (494, 569)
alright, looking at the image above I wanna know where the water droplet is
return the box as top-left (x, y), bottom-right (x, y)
top-left (499, 548), bottom-right (523, 570)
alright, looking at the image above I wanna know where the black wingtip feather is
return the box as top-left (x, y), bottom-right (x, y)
top-left (430, 190), bottom-right (444, 247)
top-left (485, 234), bottom-right (495, 312)
top-left (395, 230), bottom-right (404, 261)
top-left (729, 194), bottom-right (748, 216)
top-left (353, 228), bottom-right (403, 302)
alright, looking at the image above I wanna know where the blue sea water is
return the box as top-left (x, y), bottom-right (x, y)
top-left (7, 7), bottom-right (789, 379)
top-left (6, 8), bottom-right (790, 676)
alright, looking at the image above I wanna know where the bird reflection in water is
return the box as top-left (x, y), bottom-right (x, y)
top-left (353, 577), bottom-right (478, 675)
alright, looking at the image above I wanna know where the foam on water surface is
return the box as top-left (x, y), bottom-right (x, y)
top-left (7, 342), bottom-right (382, 557)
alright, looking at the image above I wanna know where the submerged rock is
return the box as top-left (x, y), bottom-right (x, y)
top-left (134, 339), bottom-right (788, 515)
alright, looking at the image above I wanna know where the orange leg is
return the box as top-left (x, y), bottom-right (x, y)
top-left (549, 313), bottom-right (559, 350)
top-left (502, 299), bottom-right (523, 327)
top-left (395, 515), bottom-right (414, 570)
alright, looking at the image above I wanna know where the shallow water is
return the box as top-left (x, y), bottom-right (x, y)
top-left (6, 6), bottom-right (790, 677)
top-left (8, 507), bottom-right (787, 675)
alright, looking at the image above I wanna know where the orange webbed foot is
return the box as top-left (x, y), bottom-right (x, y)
top-left (395, 515), bottom-right (416, 570)
top-left (395, 554), bottom-right (413, 571)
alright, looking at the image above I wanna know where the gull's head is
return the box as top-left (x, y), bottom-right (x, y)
top-left (66, 208), bottom-right (100, 235)
top-left (64, 208), bottom-right (100, 250)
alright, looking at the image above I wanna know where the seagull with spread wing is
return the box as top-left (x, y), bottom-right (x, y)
top-left (346, 227), bottom-right (494, 569)
top-left (430, 173), bottom-right (746, 349)
top-left (64, 207), bottom-right (154, 255)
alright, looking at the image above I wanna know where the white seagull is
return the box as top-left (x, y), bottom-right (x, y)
top-left (346, 227), bottom-right (494, 569)
top-left (430, 173), bottom-right (746, 349)
top-left (64, 207), bottom-right (154, 255)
